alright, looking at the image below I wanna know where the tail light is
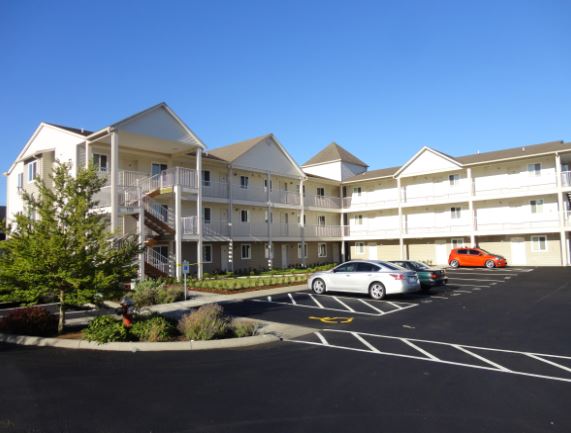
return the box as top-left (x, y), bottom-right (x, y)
top-left (431, 272), bottom-right (438, 279)
top-left (389, 273), bottom-right (405, 280)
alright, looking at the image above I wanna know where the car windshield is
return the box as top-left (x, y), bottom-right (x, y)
top-left (476, 248), bottom-right (495, 255)
top-left (375, 261), bottom-right (404, 271)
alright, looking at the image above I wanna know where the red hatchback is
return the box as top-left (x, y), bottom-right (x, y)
top-left (448, 247), bottom-right (508, 269)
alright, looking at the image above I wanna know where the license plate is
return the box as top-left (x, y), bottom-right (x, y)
top-left (408, 277), bottom-right (417, 283)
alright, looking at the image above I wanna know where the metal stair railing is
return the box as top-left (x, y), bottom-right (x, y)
top-left (142, 196), bottom-right (175, 228)
top-left (145, 248), bottom-right (170, 275)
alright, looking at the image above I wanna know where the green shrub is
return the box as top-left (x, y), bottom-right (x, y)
top-left (83, 315), bottom-right (129, 344)
top-left (130, 315), bottom-right (175, 342)
top-left (0, 307), bottom-right (58, 336)
top-left (177, 304), bottom-right (229, 340)
top-left (232, 319), bottom-right (259, 338)
top-left (132, 279), bottom-right (182, 308)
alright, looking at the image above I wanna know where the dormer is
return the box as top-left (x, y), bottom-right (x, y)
top-left (302, 142), bottom-right (368, 181)
top-left (394, 146), bottom-right (463, 178)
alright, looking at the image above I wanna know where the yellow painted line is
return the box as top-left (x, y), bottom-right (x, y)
top-left (309, 316), bottom-right (354, 324)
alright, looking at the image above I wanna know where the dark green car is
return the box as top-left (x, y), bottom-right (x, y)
top-left (389, 261), bottom-right (448, 290)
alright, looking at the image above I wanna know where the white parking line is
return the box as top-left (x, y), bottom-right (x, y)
top-left (357, 299), bottom-right (385, 314)
top-left (431, 296), bottom-right (449, 300)
top-left (448, 283), bottom-right (490, 287)
top-left (332, 296), bottom-right (356, 312)
top-left (308, 294), bottom-right (324, 309)
top-left (289, 330), bottom-right (571, 384)
top-left (386, 301), bottom-right (403, 310)
top-left (455, 290), bottom-right (472, 294)
top-left (288, 293), bottom-right (297, 305)
top-left (448, 278), bottom-right (504, 282)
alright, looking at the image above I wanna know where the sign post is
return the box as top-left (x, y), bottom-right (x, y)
top-left (182, 260), bottom-right (190, 301)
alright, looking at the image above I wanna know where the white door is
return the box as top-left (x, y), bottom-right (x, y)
top-left (368, 243), bottom-right (378, 260)
top-left (511, 237), bottom-right (526, 265)
top-left (221, 245), bottom-right (229, 271)
top-left (281, 244), bottom-right (288, 268)
top-left (435, 240), bottom-right (447, 265)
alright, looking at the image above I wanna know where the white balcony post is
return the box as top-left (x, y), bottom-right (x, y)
top-left (467, 167), bottom-right (476, 247)
top-left (196, 148), bottom-right (203, 279)
top-left (340, 187), bottom-right (345, 262)
top-left (266, 171), bottom-right (273, 270)
top-left (227, 165), bottom-right (234, 272)
top-left (137, 179), bottom-right (145, 281)
top-left (555, 153), bottom-right (568, 265)
top-left (397, 177), bottom-right (405, 259)
top-left (175, 182), bottom-right (182, 281)
top-left (300, 178), bottom-right (306, 267)
top-left (85, 141), bottom-right (90, 169)
top-left (110, 130), bottom-right (119, 234)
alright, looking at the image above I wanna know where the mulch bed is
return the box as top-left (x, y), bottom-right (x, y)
top-left (189, 280), bottom-right (307, 295)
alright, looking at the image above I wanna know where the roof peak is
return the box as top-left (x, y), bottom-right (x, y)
top-left (302, 141), bottom-right (368, 167)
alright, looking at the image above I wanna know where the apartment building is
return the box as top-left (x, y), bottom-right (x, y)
top-left (5, 103), bottom-right (571, 282)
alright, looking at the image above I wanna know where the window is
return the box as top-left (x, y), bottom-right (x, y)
top-left (353, 187), bottom-right (362, 197)
top-left (240, 210), bottom-right (249, 223)
top-left (354, 215), bottom-right (363, 225)
top-left (202, 170), bottom-right (211, 187)
top-left (302, 185), bottom-right (306, 197)
top-left (27, 160), bottom-right (38, 182)
top-left (528, 163), bottom-right (541, 176)
top-left (297, 243), bottom-right (308, 259)
top-left (297, 214), bottom-right (307, 225)
top-left (203, 245), bottom-right (212, 263)
top-left (457, 249), bottom-right (468, 255)
top-left (356, 242), bottom-right (365, 254)
top-left (93, 154), bottom-right (108, 172)
top-left (317, 216), bottom-right (326, 226)
top-left (530, 199), bottom-right (544, 214)
top-left (240, 176), bottom-right (249, 189)
top-left (318, 243), bottom-right (327, 257)
top-left (264, 243), bottom-right (273, 259)
top-left (335, 262), bottom-right (357, 273)
top-left (316, 187), bottom-right (325, 197)
top-left (468, 249), bottom-right (482, 256)
top-left (203, 207), bottom-right (211, 224)
top-left (151, 163), bottom-right (167, 176)
top-left (264, 179), bottom-right (273, 191)
top-left (357, 262), bottom-right (379, 272)
top-left (451, 238), bottom-right (465, 249)
top-left (152, 245), bottom-right (168, 258)
top-left (17, 173), bottom-right (23, 189)
top-left (451, 207), bottom-right (461, 219)
top-left (531, 235), bottom-right (547, 252)
top-left (240, 244), bottom-right (252, 259)
top-left (449, 174), bottom-right (459, 186)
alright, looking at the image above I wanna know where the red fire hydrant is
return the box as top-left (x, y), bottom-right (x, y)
top-left (120, 296), bottom-right (134, 328)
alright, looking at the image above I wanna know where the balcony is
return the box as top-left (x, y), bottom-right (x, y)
top-left (473, 173), bottom-right (556, 198)
top-left (203, 180), bottom-right (229, 200)
top-left (345, 225), bottom-right (400, 239)
top-left (270, 189), bottom-right (301, 207)
top-left (182, 217), bottom-right (230, 238)
top-left (561, 171), bottom-right (571, 187)
top-left (403, 185), bottom-right (469, 205)
top-left (476, 218), bottom-right (560, 233)
top-left (304, 194), bottom-right (341, 210)
top-left (233, 222), bottom-right (271, 238)
top-left (304, 224), bottom-right (344, 239)
top-left (271, 223), bottom-right (302, 238)
top-left (231, 184), bottom-right (268, 203)
top-left (343, 195), bottom-right (399, 210)
top-left (404, 222), bottom-right (471, 236)
top-left (93, 186), bottom-right (139, 209)
top-left (139, 167), bottom-right (197, 196)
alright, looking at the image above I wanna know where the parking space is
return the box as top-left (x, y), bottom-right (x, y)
top-left (251, 292), bottom-right (417, 316)
top-left (288, 328), bottom-right (571, 384)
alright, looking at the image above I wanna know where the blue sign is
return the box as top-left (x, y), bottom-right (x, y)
top-left (182, 260), bottom-right (190, 274)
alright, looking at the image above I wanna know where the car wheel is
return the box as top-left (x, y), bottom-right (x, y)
top-left (312, 278), bottom-right (326, 295)
top-left (485, 260), bottom-right (495, 269)
top-left (450, 259), bottom-right (459, 268)
top-left (369, 282), bottom-right (386, 300)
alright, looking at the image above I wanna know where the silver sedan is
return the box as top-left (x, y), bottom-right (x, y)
top-left (308, 260), bottom-right (420, 300)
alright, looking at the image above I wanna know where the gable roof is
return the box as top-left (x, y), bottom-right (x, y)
top-left (343, 166), bottom-right (400, 183)
top-left (208, 134), bottom-right (271, 162)
top-left (456, 140), bottom-right (569, 165)
top-left (302, 142), bottom-right (368, 167)
top-left (46, 123), bottom-right (93, 136)
top-left (392, 146), bottom-right (462, 178)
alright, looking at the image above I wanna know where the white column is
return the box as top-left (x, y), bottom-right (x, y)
top-left (85, 141), bottom-right (90, 169)
top-left (467, 167), bottom-right (476, 247)
top-left (110, 130), bottom-right (119, 234)
top-left (175, 181), bottom-right (182, 281)
top-left (266, 171), bottom-right (273, 270)
top-left (340, 186), bottom-right (345, 262)
top-left (196, 149), bottom-right (203, 279)
top-left (555, 153), bottom-right (568, 265)
top-left (299, 178), bottom-right (306, 267)
top-left (397, 178), bottom-right (405, 259)
top-left (138, 196), bottom-right (146, 281)
top-left (227, 165), bottom-right (234, 273)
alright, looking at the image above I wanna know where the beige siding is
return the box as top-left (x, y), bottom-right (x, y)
top-left (407, 241), bottom-right (437, 264)
top-left (526, 234), bottom-right (561, 266)
top-left (379, 242), bottom-right (401, 260)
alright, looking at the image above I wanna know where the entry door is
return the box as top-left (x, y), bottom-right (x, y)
top-left (511, 237), bottom-right (526, 265)
top-left (435, 240), bottom-right (447, 265)
top-left (220, 245), bottom-right (229, 271)
top-left (281, 244), bottom-right (288, 268)
top-left (368, 243), bottom-right (378, 260)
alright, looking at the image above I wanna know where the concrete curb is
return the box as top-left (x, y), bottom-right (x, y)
top-left (0, 331), bottom-right (281, 352)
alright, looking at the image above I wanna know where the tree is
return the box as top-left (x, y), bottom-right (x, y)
top-left (0, 162), bottom-right (141, 333)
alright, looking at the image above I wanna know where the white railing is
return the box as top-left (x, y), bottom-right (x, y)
top-left (474, 173), bottom-right (557, 196)
top-left (142, 197), bottom-right (175, 228)
top-left (476, 219), bottom-right (560, 232)
top-left (271, 223), bottom-right (302, 238)
top-left (270, 189), bottom-right (301, 206)
top-left (120, 171), bottom-right (149, 187)
top-left (231, 184), bottom-right (268, 203)
top-left (182, 216), bottom-right (230, 237)
top-left (405, 223), bottom-right (471, 235)
top-left (403, 186), bottom-right (469, 204)
top-left (161, 167), bottom-right (197, 190)
top-left (203, 181), bottom-right (229, 199)
top-left (566, 211), bottom-right (571, 226)
top-left (561, 171), bottom-right (571, 187)
top-left (139, 173), bottom-right (161, 196)
top-left (344, 195), bottom-right (399, 209)
top-left (346, 225), bottom-right (400, 238)
top-left (304, 224), bottom-right (344, 238)
top-left (233, 222), bottom-right (271, 237)
top-left (145, 248), bottom-right (170, 275)
top-left (304, 194), bottom-right (341, 209)
top-left (93, 186), bottom-right (139, 209)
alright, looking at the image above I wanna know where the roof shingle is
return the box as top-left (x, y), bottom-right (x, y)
top-left (302, 142), bottom-right (368, 167)
top-left (208, 134), bottom-right (272, 162)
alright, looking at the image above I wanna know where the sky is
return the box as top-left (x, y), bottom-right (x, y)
top-left (1, 0), bottom-right (571, 205)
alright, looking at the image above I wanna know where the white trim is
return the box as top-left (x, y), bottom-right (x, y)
top-left (240, 243), bottom-right (252, 260)
top-left (318, 242), bottom-right (327, 258)
top-left (393, 146), bottom-right (463, 178)
top-left (203, 244), bottom-right (213, 263)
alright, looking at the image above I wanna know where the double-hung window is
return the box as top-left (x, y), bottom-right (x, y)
top-left (27, 160), bottom-right (38, 182)
top-left (528, 163), bottom-right (541, 177)
top-left (354, 215), bottom-right (363, 225)
top-left (241, 244), bottom-right (252, 260)
top-left (204, 207), bottom-right (211, 224)
top-left (449, 174), bottom-right (459, 186)
top-left (17, 173), bottom-right (24, 190)
top-left (316, 187), bottom-right (325, 197)
top-left (356, 242), bottom-right (365, 254)
top-left (93, 154), bottom-right (108, 172)
top-left (203, 245), bottom-right (213, 263)
top-left (353, 187), bottom-right (362, 197)
top-left (451, 207), bottom-right (461, 219)
top-left (318, 243), bottom-right (327, 257)
top-left (531, 235), bottom-right (547, 252)
top-left (240, 176), bottom-right (249, 189)
top-left (151, 163), bottom-right (168, 176)
top-left (297, 243), bottom-right (308, 259)
top-left (530, 199), bottom-right (544, 214)
top-left (202, 170), bottom-right (211, 187)
top-left (317, 216), bottom-right (326, 226)
top-left (240, 210), bottom-right (249, 223)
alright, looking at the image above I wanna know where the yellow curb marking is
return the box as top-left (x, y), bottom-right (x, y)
top-left (309, 316), bottom-right (354, 324)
